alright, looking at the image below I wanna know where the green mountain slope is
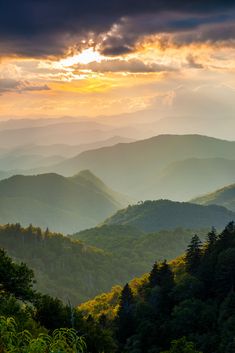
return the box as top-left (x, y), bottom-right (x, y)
top-left (102, 200), bottom-right (235, 232)
top-left (39, 134), bottom-right (235, 200)
top-left (0, 223), bottom-right (208, 306)
top-left (0, 224), bottom-right (127, 304)
top-left (72, 224), bottom-right (206, 274)
top-left (192, 183), bottom-right (235, 212)
top-left (0, 171), bottom-right (127, 233)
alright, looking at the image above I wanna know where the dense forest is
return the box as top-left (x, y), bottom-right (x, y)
top-left (0, 223), bottom-right (207, 304)
top-left (0, 223), bottom-right (130, 304)
top-left (79, 222), bottom-right (235, 353)
top-left (2, 222), bottom-right (235, 352)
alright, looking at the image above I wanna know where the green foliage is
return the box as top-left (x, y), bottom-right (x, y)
top-left (0, 316), bottom-right (86, 353)
top-left (0, 223), bottom-right (207, 304)
top-left (74, 225), bottom-right (207, 283)
top-left (0, 223), bottom-right (143, 304)
top-left (185, 235), bottom-right (202, 274)
top-left (116, 284), bottom-right (135, 348)
top-left (0, 248), bottom-right (35, 301)
top-left (161, 337), bottom-right (202, 353)
top-left (80, 223), bottom-right (235, 353)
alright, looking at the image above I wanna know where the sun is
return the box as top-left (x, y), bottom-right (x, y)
top-left (59, 48), bottom-right (103, 67)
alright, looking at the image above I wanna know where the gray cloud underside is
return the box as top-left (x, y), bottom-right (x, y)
top-left (0, 79), bottom-right (50, 94)
top-left (76, 59), bottom-right (176, 73)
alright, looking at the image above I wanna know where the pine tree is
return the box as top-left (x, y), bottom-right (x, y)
top-left (149, 262), bottom-right (159, 287)
top-left (149, 260), bottom-right (174, 290)
top-left (116, 283), bottom-right (135, 348)
top-left (218, 221), bottom-right (235, 245)
top-left (185, 235), bottom-right (202, 274)
top-left (205, 227), bottom-right (217, 252)
top-left (158, 260), bottom-right (174, 292)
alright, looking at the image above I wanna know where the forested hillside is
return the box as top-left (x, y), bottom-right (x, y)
top-left (73, 225), bottom-right (206, 270)
top-left (103, 200), bottom-right (235, 232)
top-left (78, 222), bottom-right (235, 353)
top-left (0, 223), bottom-right (130, 304)
top-left (0, 247), bottom-right (117, 353)
top-left (2, 221), bottom-right (235, 352)
top-left (0, 223), bottom-right (205, 304)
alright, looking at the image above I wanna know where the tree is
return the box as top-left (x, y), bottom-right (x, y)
top-left (149, 262), bottom-right (159, 287)
top-left (215, 248), bottom-right (235, 297)
top-left (116, 283), bottom-right (135, 349)
top-left (149, 260), bottom-right (174, 291)
top-left (0, 248), bottom-right (35, 301)
top-left (185, 235), bottom-right (202, 274)
top-left (218, 222), bottom-right (235, 247)
top-left (161, 337), bottom-right (202, 353)
top-left (33, 294), bottom-right (71, 330)
top-left (205, 227), bottom-right (217, 253)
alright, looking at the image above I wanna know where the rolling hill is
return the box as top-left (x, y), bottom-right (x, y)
top-left (102, 199), bottom-right (235, 232)
top-left (0, 170), bottom-right (128, 233)
top-left (38, 134), bottom-right (235, 200)
top-left (192, 183), bottom-right (235, 212)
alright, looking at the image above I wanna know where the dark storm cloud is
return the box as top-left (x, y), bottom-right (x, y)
top-left (99, 12), bottom-right (235, 56)
top-left (0, 0), bottom-right (235, 57)
top-left (0, 79), bottom-right (50, 94)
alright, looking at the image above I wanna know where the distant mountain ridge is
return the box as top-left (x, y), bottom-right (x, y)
top-left (102, 199), bottom-right (235, 232)
top-left (192, 183), bottom-right (235, 212)
top-left (0, 170), bottom-right (128, 233)
top-left (37, 134), bottom-right (235, 201)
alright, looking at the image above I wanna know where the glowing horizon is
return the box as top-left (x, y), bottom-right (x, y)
top-left (0, 1), bottom-right (234, 128)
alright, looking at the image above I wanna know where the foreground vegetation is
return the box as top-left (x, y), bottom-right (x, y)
top-left (0, 317), bottom-right (86, 353)
top-left (1, 222), bottom-right (235, 352)
top-left (79, 222), bottom-right (235, 353)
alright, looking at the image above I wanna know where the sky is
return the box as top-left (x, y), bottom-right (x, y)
top-left (0, 0), bottom-right (235, 127)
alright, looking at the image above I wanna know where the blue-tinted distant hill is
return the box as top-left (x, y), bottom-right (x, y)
top-left (0, 170), bottom-right (128, 233)
top-left (40, 134), bottom-right (235, 200)
top-left (192, 183), bottom-right (235, 212)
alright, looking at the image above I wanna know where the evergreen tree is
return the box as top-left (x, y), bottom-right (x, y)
top-left (157, 260), bottom-right (174, 292)
top-left (205, 227), bottom-right (217, 252)
top-left (149, 262), bottom-right (159, 287)
top-left (185, 235), bottom-right (202, 274)
top-left (218, 221), bottom-right (235, 248)
top-left (116, 283), bottom-right (135, 349)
